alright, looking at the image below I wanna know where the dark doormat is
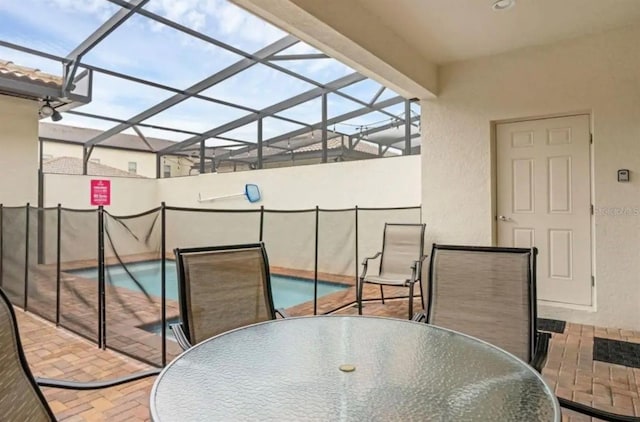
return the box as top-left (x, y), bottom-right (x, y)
top-left (537, 318), bottom-right (566, 334)
top-left (593, 337), bottom-right (640, 368)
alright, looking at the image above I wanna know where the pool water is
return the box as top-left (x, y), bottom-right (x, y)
top-left (68, 260), bottom-right (349, 310)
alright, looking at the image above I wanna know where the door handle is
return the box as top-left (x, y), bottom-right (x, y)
top-left (498, 215), bottom-right (511, 221)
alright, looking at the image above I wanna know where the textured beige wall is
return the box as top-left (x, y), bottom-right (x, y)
top-left (0, 95), bottom-right (38, 206)
top-left (44, 174), bottom-right (158, 214)
top-left (158, 155), bottom-right (421, 209)
top-left (44, 156), bottom-right (421, 212)
top-left (422, 24), bottom-right (640, 329)
top-left (44, 157), bottom-right (421, 276)
top-left (159, 156), bottom-right (421, 276)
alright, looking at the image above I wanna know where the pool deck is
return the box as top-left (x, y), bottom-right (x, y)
top-left (9, 254), bottom-right (640, 420)
top-left (16, 294), bottom-right (640, 421)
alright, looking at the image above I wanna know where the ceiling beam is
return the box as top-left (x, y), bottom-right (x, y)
top-left (65, 110), bottom-right (200, 136)
top-left (67, 0), bottom-right (148, 60)
top-left (82, 35), bottom-right (298, 147)
top-left (159, 72), bottom-right (366, 154)
top-left (63, 0), bottom-right (148, 94)
top-left (107, 0), bottom-right (375, 98)
top-left (214, 96), bottom-right (404, 161)
top-left (268, 53), bottom-right (329, 61)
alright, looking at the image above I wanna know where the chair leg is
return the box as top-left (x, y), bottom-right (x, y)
top-left (408, 282), bottom-right (414, 320)
top-left (419, 280), bottom-right (425, 311)
top-left (379, 285), bottom-right (385, 304)
top-left (357, 279), bottom-right (363, 315)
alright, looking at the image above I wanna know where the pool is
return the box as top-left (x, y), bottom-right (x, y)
top-left (67, 260), bottom-right (349, 310)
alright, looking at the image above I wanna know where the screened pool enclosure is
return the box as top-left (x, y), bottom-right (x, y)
top-left (0, 0), bottom-right (421, 176)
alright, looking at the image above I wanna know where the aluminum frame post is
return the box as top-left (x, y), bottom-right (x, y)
top-left (321, 93), bottom-right (328, 163)
top-left (404, 100), bottom-right (411, 155)
top-left (199, 140), bottom-right (206, 174)
top-left (257, 117), bottom-right (263, 169)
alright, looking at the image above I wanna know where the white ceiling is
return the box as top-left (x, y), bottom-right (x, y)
top-left (354, 0), bottom-right (640, 64)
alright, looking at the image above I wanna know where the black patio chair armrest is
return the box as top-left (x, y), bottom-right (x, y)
top-left (275, 308), bottom-right (290, 318)
top-left (35, 369), bottom-right (160, 390)
top-left (412, 311), bottom-right (426, 322)
top-left (170, 322), bottom-right (192, 351)
top-left (360, 252), bottom-right (382, 279)
top-left (558, 397), bottom-right (640, 421)
top-left (530, 331), bottom-right (550, 372)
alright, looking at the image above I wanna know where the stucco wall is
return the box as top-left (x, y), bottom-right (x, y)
top-left (44, 174), bottom-right (158, 214)
top-left (158, 156), bottom-right (422, 275)
top-left (0, 95), bottom-right (38, 206)
top-left (422, 24), bottom-right (640, 329)
top-left (44, 155), bottom-right (420, 212)
top-left (158, 155), bottom-right (421, 209)
top-left (43, 156), bottom-right (421, 276)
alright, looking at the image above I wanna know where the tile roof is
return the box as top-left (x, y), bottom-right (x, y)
top-left (292, 137), bottom-right (399, 156)
top-left (42, 156), bottom-right (147, 178)
top-left (40, 123), bottom-right (178, 153)
top-left (0, 60), bottom-right (62, 88)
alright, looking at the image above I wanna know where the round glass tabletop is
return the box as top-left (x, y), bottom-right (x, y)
top-left (151, 316), bottom-right (559, 421)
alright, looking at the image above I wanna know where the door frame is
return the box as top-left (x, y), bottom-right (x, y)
top-left (490, 112), bottom-right (596, 310)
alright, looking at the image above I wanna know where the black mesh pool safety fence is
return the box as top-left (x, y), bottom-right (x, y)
top-left (0, 203), bottom-right (421, 367)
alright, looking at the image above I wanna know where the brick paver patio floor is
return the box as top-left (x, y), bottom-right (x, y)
top-left (15, 285), bottom-right (640, 421)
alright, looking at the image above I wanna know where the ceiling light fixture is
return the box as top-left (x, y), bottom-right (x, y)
top-left (492, 0), bottom-right (515, 11)
top-left (39, 99), bottom-right (63, 121)
top-left (51, 108), bottom-right (63, 122)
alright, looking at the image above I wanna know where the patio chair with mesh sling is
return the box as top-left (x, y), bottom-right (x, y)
top-left (170, 242), bottom-right (287, 351)
top-left (414, 244), bottom-right (549, 371)
top-left (415, 244), bottom-right (640, 421)
top-left (0, 287), bottom-right (159, 421)
top-left (357, 223), bottom-right (427, 320)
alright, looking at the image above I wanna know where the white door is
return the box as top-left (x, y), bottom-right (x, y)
top-left (496, 115), bottom-right (592, 306)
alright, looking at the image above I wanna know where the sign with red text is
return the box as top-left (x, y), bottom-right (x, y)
top-left (90, 179), bottom-right (111, 206)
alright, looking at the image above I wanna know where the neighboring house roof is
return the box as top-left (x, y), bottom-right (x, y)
top-left (40, 122), bottom-right (178, 153)
top-left (0, 60), bottom-right (62, 88)
top-left (292, 137), bottom-right (399, 157)
top-left (43, 156), bottom-right (147, 178)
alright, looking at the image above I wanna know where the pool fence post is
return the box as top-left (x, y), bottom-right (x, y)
top-left (98, 205), bottom-right (105, 349)
top-left (259, 205), bottom-right (264, 242)
top-left (161, 202), bottom-right (167, 366)
top-left (354, 206), bottom-right (359, 306)
top-left (24, 203), bottom-right (29, 311)
top-left (314, 206), bottom-right (319, 315)
top-left (55, 204), bottom-right (61, 326)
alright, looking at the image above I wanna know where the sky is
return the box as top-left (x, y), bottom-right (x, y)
top-left (0, 0), bottom-right (418, 147)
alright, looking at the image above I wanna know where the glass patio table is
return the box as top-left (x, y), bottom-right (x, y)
top-left (150, 316), bottom-right (559, 421)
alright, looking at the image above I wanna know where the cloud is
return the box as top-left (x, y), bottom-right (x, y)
top-left (46, 0), bottom-right (115, 18)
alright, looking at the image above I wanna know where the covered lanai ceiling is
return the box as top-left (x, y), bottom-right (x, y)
top-left (232, 0), bottom-right (640, 98)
